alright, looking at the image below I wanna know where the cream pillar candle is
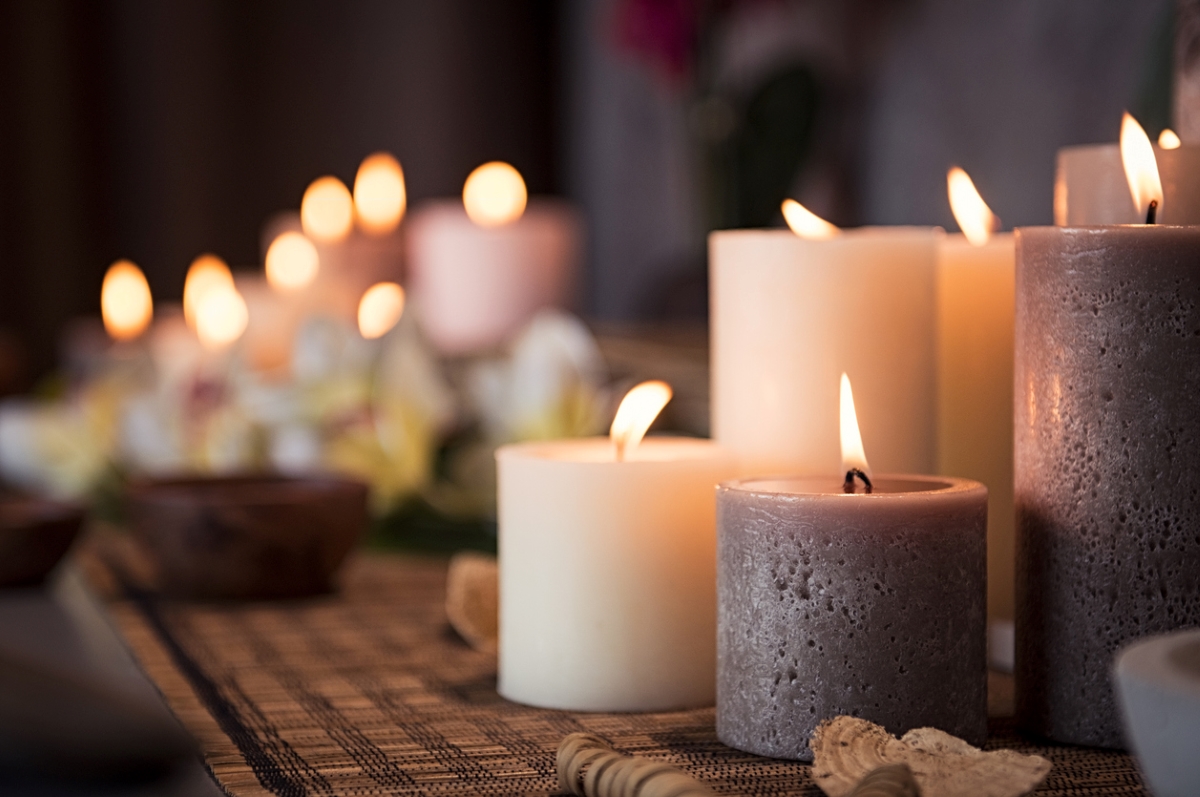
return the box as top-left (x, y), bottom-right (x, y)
top-left (710, 223), bottom-right (937, 476)
top-left (1055, 114), bottom-right (1200, 225)
top-left (938, 168), bottom-right (1017, 628)
top-left (497, 384), bottom-right (736, 711)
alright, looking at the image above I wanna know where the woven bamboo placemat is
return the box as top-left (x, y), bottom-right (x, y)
top-left (92, 551), bottom-right (1147, 797)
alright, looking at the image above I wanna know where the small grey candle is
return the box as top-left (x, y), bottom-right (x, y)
top-left (1014, 226), bottom-right (1200, 748)
top-left (716, 475), bottom-right (987, 761)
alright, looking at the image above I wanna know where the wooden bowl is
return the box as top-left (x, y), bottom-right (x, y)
top-left (128, 475), bottom-right (369, 600)
top-left (0, 497), bottom-right (85, 587)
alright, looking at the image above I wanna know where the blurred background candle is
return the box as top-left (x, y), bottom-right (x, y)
top-left (1056, 113), bottom-right (1200, 225)
top-left (408, 161), bottom-right (581, 356)
top-left (100, 260), bottom-right (153, 342)
top-left (262, 154), bottom-right (409, 323)
top-left (497, 382), bottom-right (736, 712)
top-left (716, 374), bottom-right (987, 761)
top-left (710, 204), bottom-right (938, 477)
top-left (937, 168), bottom-right (1016, 662)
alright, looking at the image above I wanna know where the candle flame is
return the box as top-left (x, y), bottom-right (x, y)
top-left (839, 373), bottom-right (872, 480)
top-left (195, 283), bottom-right (249, 350)
top-left (354, 152), bottom-right (406, 235)
top-left (610, 380), bottom-right (672, 462)
top-left (357, 282), bottom-right (405, 339)
top-left (463, 162), bottom-right (527, 227)
top-left (947, 167), bottom-right (998, 246)
top-left (183, 254), bottom-right (234, 329)
top-left (301, 176), bottom-right (354, 242)
top-left (101, 260), bottom-right (153, 341)
top-left (1158, 128), bottom-right (1182, 149)
top-left (1120, 112), bottom-right (1164, 220)
top-left (265, 231), bottom-right (320, 291)
top-left (781, 199), bottom-right (840, 240)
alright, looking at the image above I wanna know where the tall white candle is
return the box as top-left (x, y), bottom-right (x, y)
top-left (497, 382), bottom-right (735, 711)
top-left (710, 223), bottom-right (937, 476)
top-left (938, 168), bottom-right (1017, 630)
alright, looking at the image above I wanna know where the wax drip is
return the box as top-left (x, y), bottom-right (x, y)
top-left (1146, 199), bottom-right (1158, 224)
top-left (843, 469), bottom-right (873, 494)
top-left (557, 733), bottom-right (714, 797)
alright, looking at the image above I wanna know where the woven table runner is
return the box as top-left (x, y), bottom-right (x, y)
top-left (93, 552), bottom-right (1147, 797)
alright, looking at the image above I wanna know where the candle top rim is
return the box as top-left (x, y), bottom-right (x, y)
top-left (710, 226), bottom-right (939, 240)
top-left (496, 436), bottom-right (728, 464)
top-left (720, 474), bottom-right (983, 498)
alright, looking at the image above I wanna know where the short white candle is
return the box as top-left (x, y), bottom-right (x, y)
top-left (710, 206), bottom-right (937, 476)
top-left (496, 383), bottom-right (736, 712)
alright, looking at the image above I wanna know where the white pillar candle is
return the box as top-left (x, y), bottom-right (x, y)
top-left (937, 233), bottom-right (1015, 624)
top-left (497, 433), bottom-right (737, 711)
top-left (407, 198), bottom-right (580, 356)
top-left (710, 226), bottom-right (938, 476)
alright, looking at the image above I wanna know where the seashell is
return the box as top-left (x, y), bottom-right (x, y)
top-left (811, 716), bottom-right (1051, 797)
top-left (557, 732), bottom-right (714, 797)
top-left (846, 764), bottom-right (919, 797)
top-left (445, 552), bottom-right (499, 653)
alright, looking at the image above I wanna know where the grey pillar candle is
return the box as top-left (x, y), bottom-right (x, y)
top-left (1014, 226), bottom-right (1200, 748)
top-left (716, 476), bottom-right (987, 762)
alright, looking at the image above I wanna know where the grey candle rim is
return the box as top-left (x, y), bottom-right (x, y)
top-left (718, 473), bottom-right (983, 499)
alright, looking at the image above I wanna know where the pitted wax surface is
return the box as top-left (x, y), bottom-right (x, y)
top-left (1015, 227), bottom-right (1200, 749)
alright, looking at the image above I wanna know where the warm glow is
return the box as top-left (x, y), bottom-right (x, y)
top-left (610, 380), bottom-right (673, 462)
top-left (354, 152), bottom-right (406, 234)
top-left (1158, 128), bottom-right (1182, 149)
top-left (301, 176), bottom-right (354, 242)
top-left (839, 373), bottom-right (872, 480)
top-left (100, 260), bottom-right (153, 341)
top-left (947, 167), bottom-right (997, 246)
top-left (195, 283), bottom-right (249, 350)
top-left (781, 199), bottom-right (840, 240)
top-left (462, 161), bottom-right (527, 227)
top-left (265, 231), bottom-right (319, 291)
top-left (183, 254), bottom-right (234, 329)
top-left (1120, 112), bottom-right (1164, 219)
top-left (357, 282), bottom-right (405, 339)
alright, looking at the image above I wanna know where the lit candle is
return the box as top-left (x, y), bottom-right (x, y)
top-left (407, 161), bottom-right (581, 355)
top-left (716, 374), bottom-right (987, 761)
top-left (1055, 112), bottom-right (1200, 224)
top-left (1015, 128), bottom-right (1200, 748)
top-left (710, 203), bottom-right (938, 476)
top-left (262, 155), bottom-right (408, 322)
top-left (496, 382), bottom-right (737, 711)
top-left (937, 168), bottom-right (1016, 650)
top-left (356, 281), bottom-right (405, 340)
top-left (100, 260), bottom-right (153, 341)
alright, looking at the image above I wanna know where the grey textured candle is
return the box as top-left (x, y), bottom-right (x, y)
top-left (1014, 226), bottom-right (1200, 748)
top-left (716, 476), bottom-right (987, 762)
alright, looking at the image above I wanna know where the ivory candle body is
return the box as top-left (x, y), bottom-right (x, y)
top-left (1055, 144), bottom-right (1200, 225)
top-left (716, 475), bottom-right (988, 761)
top-left (936, 233), bottom-right (1015, 624)
top-left (710, 229), bottom-right (937, 477)
top-left (1015, 226), bottom-right (1200, 748)
top-left (497, 438), bottom-right (736, 712)
top-left (408, 199), bottom-right (580, 355)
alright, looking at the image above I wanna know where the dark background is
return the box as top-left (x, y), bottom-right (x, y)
top-left (0, 0), bottom-right (1176, 391)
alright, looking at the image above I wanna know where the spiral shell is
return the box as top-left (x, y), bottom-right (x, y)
top-left (810, 717), bottom-right (1050, 797)
top-left (556, 733), bottom-right (714, 797)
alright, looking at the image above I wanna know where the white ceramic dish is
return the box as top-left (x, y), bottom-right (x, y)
top-left (1114, 628), bottom-right (1200, 797)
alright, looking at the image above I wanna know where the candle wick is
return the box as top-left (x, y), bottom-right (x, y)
top-left (614, 440), bottom-right (625, 463)
top-left (843, 469), bottom-right (873, 494)
top-left (1146, 200), bottom-right (1158, 225)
